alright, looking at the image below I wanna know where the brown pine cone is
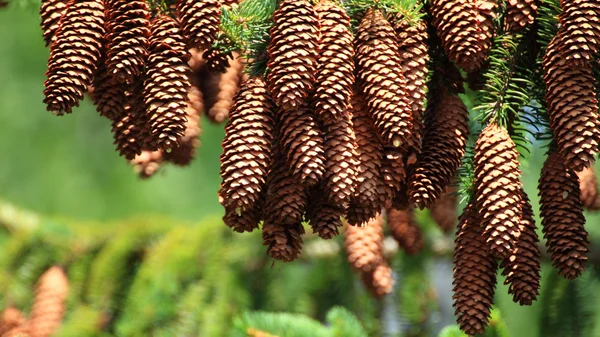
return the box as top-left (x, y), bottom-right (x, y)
top-left (176, 0), bottom-right (221, 50)
top-left (500, 189), bottom-right (541, 306)
top-left (505, 0), bottom-right (537, 31)
top-left (355, 8), bottom-right (413, 148)
top-left (262, 218), bottom-right (305, 262)
top-left (577, 165), bottom-right (600, 210)
top-left (221, 189), bottom-right (263, 233)
top-left (430, 0), bottom-right (497, 72)
top-left (380, 146), bottom-right (406, 201)
top-left (207, 55), bottom-right (244, 123)
top-left (539, 151), bottom-right (589, 280)
top-left (409, 87), bottom-right (468, 209)
top-left (0, 307), bottom-right (26, 336)
top-left (111, 108), bottom-right (143, 160)
top-left (164, 89), bottom-right (202, 166)
top-left (474, 123), bottom-right (522, 259)
top-left (29, 266), bottom-right (69, 337)
top-left (542, 37), bottom-right (600, 172)
top-left (360, 261), bottom-right (395, 298)
top-left (40, 0), bottom-right (69, 47)
top-left (203, 47), bottom-right (233, 74)
top-left (452, 202), bottom-right (497, 336)
top-left (429, 186), bottom-right (458, 233)
top-left (312, 0), bottom-right (354, 122)
top-left (131, 150), bottom-right (163, 179)
top-left (267, 0), bottom-right (319, 111)
top-left (91, 59), bottom-right (128, 120)
top-left (43, 0), bottom-right (105, 115)
top-left (344, 215), bottom-right (385, 272)
top-left (143, 15), bottom-right (191, 152)
top-left (386, 207), bottom-right (424, 255)
top-left (558, 0), bottom-right (600, 66)
top-left (220, 77), bottom-right (274, 213)
top-left (306, 186), bottom-right (344, 239)
top-left (104, 0), bottom-right (151, 85)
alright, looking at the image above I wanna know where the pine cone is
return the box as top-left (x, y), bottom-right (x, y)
top-left (131, 150), bottom-right (163, 179)
top-left (505, 0), bottom-right (537, 31)
top-left (380, 146), bottom-right (406, 203)
top-left (360, 261), bottom-right (395, 298)
top-left (344, 215), bottom-right (385, 272)
top-left (452, 202), bottom-right (497, 336)
top-left (91, 59), bottom-right (128, 120)
top-left (222, 189), bottom-right (263, 233)
top-left (430, 0), bottom-right (497, 72)
top-left (267, 0), bottom-right (319, 111)
top-left (207, 55), bottom-right (244, 123)
top-left (104, 0), bottom-right (151, 85)
top-left (278, 103), bottom-right (326, 187)
top-left (176, 0), bottom-right (221, 50)
top-left (500, 189), bottom-right (541, 306)
top-left (220, 77), bottom-right (274, 213)
top-left (430, 186), bottom-right (458, 233)
top-left (164, 90), bottom-right (203, 166)
top-left (539, 151), bottom-right (589, 280)
top-left (0, 307), bottom-right (26, 336)
top-left (40, 0), bottom-right (69, 47)
top-left (29, 266), bottom-right (69, 337)
top-left (558, 0), bottom-right (600, 66)
top-left (312, 0), bottom-right (354, 122)
top-left (542, 37), bottom-right (600, 172)
top-left (409, 87), bottom-right (468, 209)
top-left (306, 186), bottom-right (344, 239)
top-left (111, 108), bottom-right (143, 160)
top-left (387, 207), bottom-right (424, 255)
top-left (355, 8), bottom-right (413, 148)
top-left (203, 47), bottom-right (233, 74)
top-left (577, 165), bottom-right (600, 210)
top-left (143, 15), bottom-right (191, 152)
top-left (43, 0), bottom-right (105, 115)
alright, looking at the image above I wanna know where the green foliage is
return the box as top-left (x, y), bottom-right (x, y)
top-left (437, 326), bottom-right (468, 337)
top-left (326, 306), bottom-right (369, 337)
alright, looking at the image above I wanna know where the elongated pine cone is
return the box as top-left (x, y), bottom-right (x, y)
top-left (453, 202), bottom-right (497, 336)
top-left (176, 0), bottom-right (221, 50)
top-left (542, 37), bottom-right (600, 172)
top-left (312, 0), bottom-right (354, 122)
top-left (430, 186), bottom-right (458, 233)
top-left (203, 47), bottom-right (233, 74)
top-left (40, 0), bottom-right (69, 47)
top-left (577, 165), bottom-right (600, 210)
top-left (43, 0), bottom-right (105, 115)
top-left (207, 55), bottom-right (244, 123)
top-left (558, 0), bottom-right (600, 66)
top-left (143, 15), bottom-right (191, 152)
top-left (29, 266), bottom-right (69, 337)
top-left (344, 215), bottom-right (385, 272)
top-left (500, 189), bottom-right (541, 306)
top-left (111, 108), bottom-right (143, 160)
top-left (506, 0), bottom-right (537, 31)
top-left (387, 208), bottom-right (424, 255)
top-left (91, 59), bottom-right (127, 119)
top-left (430, 0), bottom-right (497, 72)
top-left (267, 0), bottom-right (319, 111)
top-left (380, 146), bottom-right (406, 201)
top-left (361, 262), bottom-right (395, 298)
top-left (306, 187), bottom-right (344, 239)
top-left (131, 150), bottom-right (163, 179)
top-left (0, 307), bottom-right (25, 336)
top-left (409, 87), bottom-right (468, 209)
top-left (539, 151), bottom-right (589, 280)
top-left (164, 92), bottom-right (202, 166)
top-left (220, 77), bottom-right (274, 213)
top-left (222, 189), bottom-right (263, 233)
top-left (355, 8), bottom-right (413, 148)
top-left (104, 0), bottom-right (151, 84)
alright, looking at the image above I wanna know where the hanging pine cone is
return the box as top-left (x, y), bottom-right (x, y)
top-left (542, 37), bottom-right (600, 172)
top-left (143, 15), bottom-right (191, 152)
top-left (409, 86), bottom-right (468, 209)
top-left (267, 0), bottom-right (319, 111)
top-left (344, 215), bottom-right (385, 272)
top-left (222, 189), bottom-right (263, 233)
top-left (40, 0), bottom-right (69, 47)
top-left (111, 108), bottom-right (143, 160)
top-left (558, 0), bottom-right (600, 66)
top-left (43, 0), bottom-right (105, 115)
top-left (220, 77), bottom-right (274, 213)
top-left (104, 0), bottom-right (151, 85)
top-left (380, 146), bottom-right (406, 201)
top-left (430, 186), bottom-right (458, 233)
top-left (387, 207), bottom-right (424, 255)
top-left (29, 266), bottom-right (69, 337)
top-left (207, 55), bottom-right (244, 123)
top-left (355, 8), bottom-right (413, 148)
top-left (452, 202), bottom-right (497, 336)
top-left (360, 262), bottom-right (395, 298)
top-left (0, 307), bottom-right (25, 336)
top-left (203, 47), bottom-right (233, 74)
top-left (164, 91), bottom-right (202, 166)
top-left (91, 59), bottom-right (128, 120)
top-left (131, 150), bottom-right (163, 179)
top-left (505, 0), bottom-right (538, 32)
top-left (430, 0), bottom-right (497, 72)
top-left (539, 151), bottom-right (589, 280)
top-left (176, 0), bottom-right (221, 50)
top-left (500, 189), bottom-right (541, 306)
top-left (577, 165), bottom-right (600, 210)
top-left (312, 0), bottom-right (354, 122)
top-left (306, 186), bottom-right (344, 240)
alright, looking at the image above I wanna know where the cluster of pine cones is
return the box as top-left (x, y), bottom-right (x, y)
top-left (0, 266), bottom-right (68, 337)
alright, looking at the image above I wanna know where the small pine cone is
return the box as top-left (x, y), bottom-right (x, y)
top-left (542, 37), bottom-right (600, 172)
top-left (131, 150), bottom-right (163, 179)
top-left (278, 103), bottom-right (326, 187)
top-left (558, 0), bottom-right (600, 66)
top-left (380, 146), bottom-right (406, 199)
top-left (360, 262), bottom-right (395, 298)
top-left (344, 215), bottom-right (385, 272)
top-left (474, 123), bottom-right (522, 259)
top-left (306, 186), bottom-right (345, 239)
top-left (91, 59), bottom-right (128, 120)
top-left (262, 219), bottom-right (305, 262)
top-left (386, 208), bottom-right (424, 255)
top-left (452, 202), bottom-right (497, 336)
top-left (267, 0), bottom-right (319, 111)
top-left (43, 0), bottom-right (105, 115)
top-left (430, 0), bottom-right (497, 72)
top-left (409, 88), bottom-right (468, 209)
top-left (164, 92), bottom-right (202, 166)
top-left (207, 55), bottom-right (244, 123)
top-left (0, 307), bottom-right (26, 336)
top-left (505, 0), bottom-right (538, 32)
top-left (111, 109), bottom-right (143, 160)
top-left (29, 266), bottom-right (69, 337)
top-left (176, 0), bottom-right (221, 50)
top-left (221, 189), bottom-right (263, 233)
top-left (430, 186), bottom-right (458, 233)
top-left (500, 189), bottom-right (541, 306)
top-left (143, 15), bottom-right (191, 152)
top-left (355, 8), bottom-right (413, 148)
top-left (104, 0), bottom-right (151, 84)
top-left (577, 165), bottom-right (600, 210)
top-left (312, 0), bottom-right (354, 122)
top-left (40, 0), bottom-right (69, 47)
top-left (220, 77), bottom-right (274, 213)
top-left (539, 151), bottom-right (589, 280)
top-left (203, 47), bottom-right (233, 74)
